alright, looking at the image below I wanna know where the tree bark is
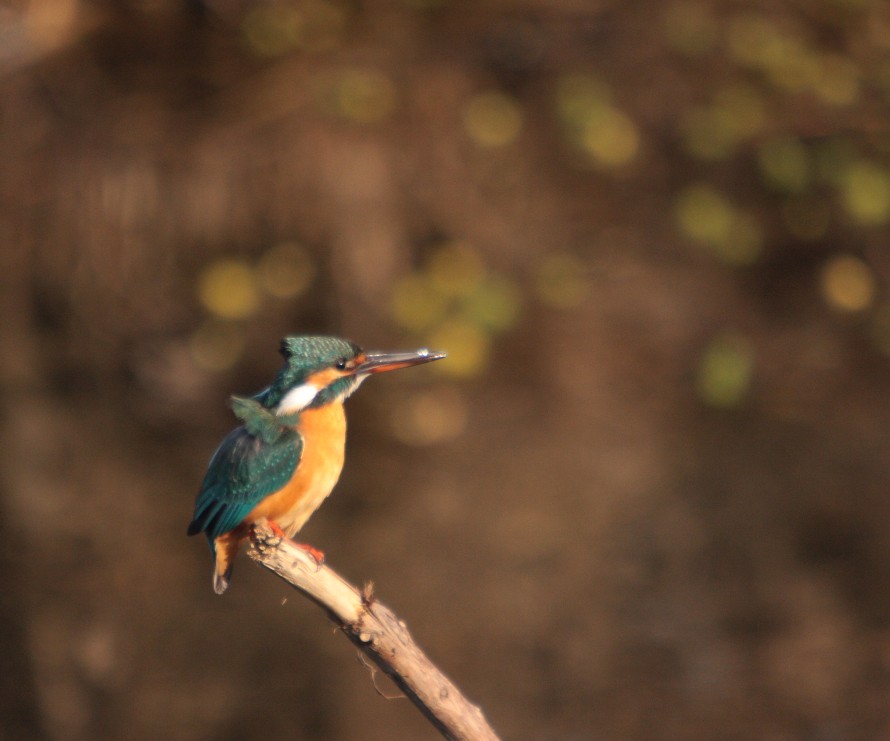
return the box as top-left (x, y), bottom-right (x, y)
top-left (247, 521), bottom-right (500, 741)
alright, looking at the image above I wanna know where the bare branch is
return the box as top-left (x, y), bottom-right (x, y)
top-left (247, 520), bottom-right (500, 741)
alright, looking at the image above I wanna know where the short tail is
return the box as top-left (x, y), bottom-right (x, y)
top-left (212, 539), bottom-right (236, 595)
top-left (213, 566), bottom-right (232, 595)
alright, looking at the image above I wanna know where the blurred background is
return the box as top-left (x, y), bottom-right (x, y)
top-left (2, 0), bottom-right (890, 738)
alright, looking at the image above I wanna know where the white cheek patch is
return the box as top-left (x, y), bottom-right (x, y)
top-left (276, 383), bottom-right (321, 415)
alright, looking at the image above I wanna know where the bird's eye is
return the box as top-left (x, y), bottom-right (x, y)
top-left (335, 357), bottom-right (349, 370)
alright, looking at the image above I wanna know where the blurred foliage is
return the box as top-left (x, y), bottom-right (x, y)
top-left (4, 0), bottom-right (890, 739)
top-left (462, 90), bottom-right (524, 148)
top-left (696, 333), bottom-right (754, 409)
top-left (675, 184), bottom-right (763, 265)
top-left (390, 242), bottom-right (521, 377)
top-left (556, 74), bottom-right (640, 168)
top-left (820, 253), bottom-right (877, 313)
top-left (243, 0), bottom-right (347, 56)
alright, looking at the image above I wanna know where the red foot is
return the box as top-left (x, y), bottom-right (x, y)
top-left (263, 520), bottom-right (325, 564)
top-left (294, 542), bottom-right (325, 564)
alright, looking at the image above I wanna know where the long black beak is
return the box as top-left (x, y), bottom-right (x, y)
top-left (354, 348), bottom-right (446, 375)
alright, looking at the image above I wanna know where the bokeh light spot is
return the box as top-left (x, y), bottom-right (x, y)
top-left (335, 69), bottom-right (396, 124)
top-left (819, 254), bottom-right (876, 313)
top-left (556, 74), bottom-right (639, 167)
top-left (257, 242), bottom-right (316, 299)
top-left (556, 73), bottom-right (611, 126)
top-left (535, 253), bottom-right (588, 309)
top-left (243, 5), bottom-right (304, 57)
top-left (390, 387), bottom-right (468, 446)
top-left (190, 320), bottom-right (246, 373)
top-left (676, 184), bottom-right (734, 244)
top-left (681, 85), bottom-right (766, 161)
top-left (198, 259), bottom-right (260, 319)
top-left (390, 274), bottom-right (449, 332)
top-left (839, 161), bottom-right (890, 225)
top-left (758, 137), bottom-right (811, 193)
top-left (696, 333), bottom-right (754, 408)
top-left (429, 320), bottom-right (490, 377)
top-left (463, 276), bottom-right (521, 332)
top-left (581, 107), bottom-right (640, 167)
top-left (427, 242), bottom-right (486, 298)
top-left (675, 184), bottom-right (762, 265)
top-left (462, 91), bottom-right (523, 148)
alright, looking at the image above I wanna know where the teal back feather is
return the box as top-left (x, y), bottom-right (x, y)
top-left (187, 417), bottom-right (302, 545)
top-left (188, 336), bottom-right (359, 546)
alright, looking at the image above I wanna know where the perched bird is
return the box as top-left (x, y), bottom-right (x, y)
top-left (188, 335), bottom-right (445, 594)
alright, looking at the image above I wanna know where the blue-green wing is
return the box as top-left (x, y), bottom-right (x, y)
top-left (187, 425), bottom-right (302, 542)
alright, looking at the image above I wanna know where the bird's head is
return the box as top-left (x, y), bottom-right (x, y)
top-left (263, 335), bottom-right (445, 415)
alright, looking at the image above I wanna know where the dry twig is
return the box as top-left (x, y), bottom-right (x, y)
top-left (247, 520), bottom-right (500, 741)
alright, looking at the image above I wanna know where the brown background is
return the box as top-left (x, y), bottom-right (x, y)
top-left (2, 1), bottom-right (890, 739)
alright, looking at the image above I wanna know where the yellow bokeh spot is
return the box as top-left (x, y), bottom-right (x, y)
top-left (462, 276), bottom-right (521, 331)
top-left (535, 253), bottom-right (588, 309)
top-left (335, 69), bottom-right (396, 124)
top-left (839, 161), bottom-right (890, 225)
top-left (696, 334), bottom-right (754, 409)
top-left (190, 320), bottom-right (246, 373)
top-left (243, 5), bottom-right (304, 57)
top-left (429, 320), bottom-right (490, 377)
top-left (257, 242), bottom-right (315, 299)
top-left (462, 91), bottom-right (523, 148)
top-left (769, 43), bottom-right (820, 92)
top-left (197, 259), bottom-right (260, 319)
top-left (390, 274), bottom-right (449, 332)
top-left (556, 74), bottom-right (638, 167)
top-left (581, 107), bottom-right (640, 167)
top-left (758, 137), bottom-right (810, 193)
top-left (676, 184), bottom-right (734, 244)
top-left (556, 74), bottom-right (611, 127)
top-left (390, 387), bottom-right (468, 446)
top-left (681, 85), bottom-right (766, 160)
top-left (727, 15), bottom-right (824, 92)
top-left (427, 242), bottom-right (486, 298)
top-left (675, 185), bottom-right (762, 265)
top-left (819, 254), bottom-right (876, 313)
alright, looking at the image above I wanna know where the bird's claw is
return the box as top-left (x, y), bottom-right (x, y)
top-left (295, 542), bottom-right (325, 567)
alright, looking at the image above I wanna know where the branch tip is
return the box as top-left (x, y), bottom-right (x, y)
top-left (361, 580), bottom-right (376, 607)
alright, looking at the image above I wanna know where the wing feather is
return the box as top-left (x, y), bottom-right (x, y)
top-left (187, 425), bottom-right (302, 542)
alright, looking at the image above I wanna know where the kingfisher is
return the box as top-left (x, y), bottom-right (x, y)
top-left (187, 335), bottom-right (445, 594)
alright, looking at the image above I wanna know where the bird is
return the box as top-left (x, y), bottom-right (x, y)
top-left (187, 335), bottom-right (445, 594)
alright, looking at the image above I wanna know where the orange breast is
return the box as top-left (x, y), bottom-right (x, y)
top-left (245, 401), bottom-right (347, 536)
